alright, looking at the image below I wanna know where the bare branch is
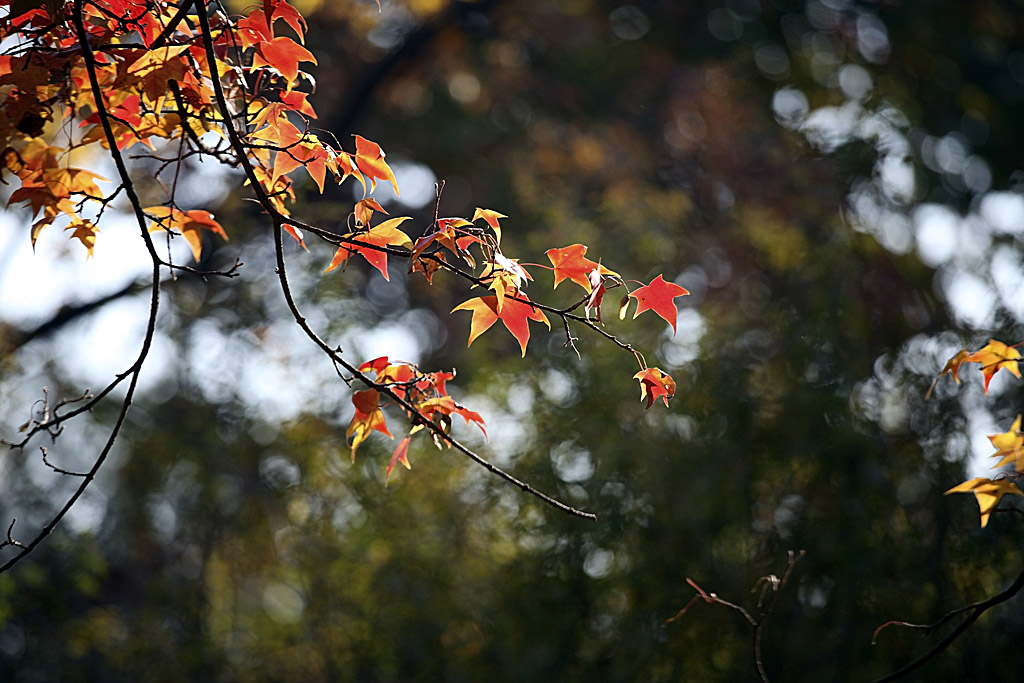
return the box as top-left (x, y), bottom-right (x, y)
top-left (869, 567), bottom-right (1024, 683)
top-left (664, 551), bottom-right (805, 683)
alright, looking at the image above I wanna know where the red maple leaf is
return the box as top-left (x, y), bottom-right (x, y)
top-left (252, 36), bottom-right (316, 82)
top-left (628, 275), bottom-right (690, 333)
top-left (386, 436), bottom-right (412, 485)
top-left (145, 206), bottom-right (227, 261)
top-left (633, 367), bottom-right (676, 409)
top-left (324, 216), bottom-right (413, 281)
top-left (452, 293), bottom-right (550, 356)
top-left (353, 135), bottom-right (399, 196)
top-left (546, 244), bottom-right (599, 291)
top-left (346, 389), bottom-right (393, 460)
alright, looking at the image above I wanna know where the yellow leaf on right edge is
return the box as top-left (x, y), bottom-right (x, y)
top-left (988, 415), bottom-right (1024, 471)
top-left (945, 477), bottom-right (1024, 527)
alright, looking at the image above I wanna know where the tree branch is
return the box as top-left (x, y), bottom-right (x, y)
top-left (869, 567), bottom-right (1024, 683)
top-left (0, 0), bottom-right (164, 576)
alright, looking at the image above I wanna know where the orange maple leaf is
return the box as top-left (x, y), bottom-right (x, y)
top-left (410, 252), bottom-right (447, 284)
top-left (385, 436), bottom-right (412, 485)
top-left (472, 207), bottom-right (507, 244)
top-left (324, 216), bottom-right (413, 281)
top-left (65, 220), bottom-right (98, 258)
top-left (546, 244), bottom-right (599, 291)
top-left (411, 217), bottom-right (477, 265)
top-left (353, 135), bottom-right (399, 196)
top-left (966, 339), bottom-right (1022, 393)
top-left (354, 197), bottom-right (387, 227)
top-left (633, 367), bottom-right (676, 409)
top-left (145, 206), bottom-right (227, 261)
top-left (252, 36), bottom-right (316, 83)
top-left (627, 275), bottom-right (690, 333)
top-left (925, 348), bottom-right (970, 399)
top-left (346, 389), bottom-right (393, 461)
top-left (452, 293), bottom-right (550, 356)
top-left (945, 477), bottom-right (1024, 527)
top-left (263, 0), bottom-right (307, 42)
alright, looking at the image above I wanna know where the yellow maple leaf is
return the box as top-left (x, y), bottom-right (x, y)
top-left (988, 415), bottom-right (1024, 472)
top-left (945, 477), bottom-right (1024, 527)
top-left (966, 339), bottom-right (1021, 393)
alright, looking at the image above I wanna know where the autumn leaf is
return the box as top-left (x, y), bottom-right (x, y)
top-left (145, 206), bottom-right (227, 261)
top-left (417, 396), bottom-right (487, 438)
top-left (263, 0), bottom-right (307, 42)
top-left (925, 348), bottom-right (970, 399)
top-left (346, 389), bottom-right (392, 461)
top-left (988, 415), bottom-right (1024, 471)
top-left (627, 274), bottom-right (690, 333)
top-left (410, 252), bottom-right (447, 284)
top-left (65, 220), bottom-right (98, 258)
top-left (385, 436), bottom-right (412, 485)
top-left (585, 268), bottom-right (605, 322)
top-left (966, 339), bottom-right (1021, 393)
top-left (354, 197), bottom-right (387, 227)
top-left (472, 207), bottom-right (507, 244)
top-left (452, 293), bottom-right (550, 356)
top-left (546, 244), bottom-right (599, 291)
top-left (484, 253), bottom-right (531, 311)
top-left (252, 36), bottom-right (316, 83)
top-left (634, 367), bottom-right (676, 409)
top-left (945, 477), bottom-right (1024, 527)
top-left (411, 217), bottom-right (477, 266)
top-left (353, 135), bottom-right (399, 196)
top-left (324, 216), bottom-right (412, 280)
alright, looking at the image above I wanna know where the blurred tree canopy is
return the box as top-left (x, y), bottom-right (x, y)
top-left (3, 0), bottom-right (1024, 681)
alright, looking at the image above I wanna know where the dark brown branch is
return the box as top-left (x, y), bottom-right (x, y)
top-left (149, 0), bottom-right (197, 50)
top-left (0, 279), bottom-right (143, 357)
top-left (869, 567), bottom-right (1024, 683)
top-left (0, 0), bottom-right (164, 575)
top-left (0, 519), bottom-right (26, 550)
top-left (192, 0), bottom-right (594, 521)
top-left (663, 551), bottom-right (805, 683)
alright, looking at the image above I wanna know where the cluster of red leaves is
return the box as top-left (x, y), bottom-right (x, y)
top-left (0, 0), bottom-right (690, 486)
top-left (347, 357), bottom-right (485, 483)
top-left (0, 0), bottom-right (397, 259)
top-left (933, 340), bottom-right (1024, 526)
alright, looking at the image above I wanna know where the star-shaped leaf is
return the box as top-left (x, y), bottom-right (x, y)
top-left (145, 206), bottom-right (227, 261)
top-left (353, 135), bottom-right (399, 196)
top-left (65, 220), bottom-right (98, 259)
top-left (989, 415), bottom-right (1024, 471)
top-left (966, 339), bottom-right (1021, 393)
top-left (385, 436), bottom-right (412, 485)
top-left (324, 216), bottom-right (412, 280)
top-left (627, 274), bottom-right (690, 333)
top-left (472, 207), bottom-right (507, 244)
top-left (945, 477), bottom-right (1024, 527)
top-left (452, 293), bottom-right (550, 356)
top-left (546, 244), bottom-right (599, 291)
top-left (346, 389), bottom-right (393, 461)
top-left (926, 348), bottom-right (970, 399)
top-left (252, 36), bottom-right (316, 83)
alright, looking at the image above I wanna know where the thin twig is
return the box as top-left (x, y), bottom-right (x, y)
top-left (0, 0), bottom-right (165, 576)
top-left (192, 0), bottom-right (595, 521)
top-left (869, 567), bottom-right (1024, 683)
top-left (663, 551), bottom-right (805, 683)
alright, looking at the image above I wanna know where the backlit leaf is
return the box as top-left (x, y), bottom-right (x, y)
top-left (452, 293), bottom-right (550, 356)
top-left (945, 477), bottom-right (1024, 527)
top-left (633, 367), bottom-right (676, 409)
top-left (628, 274), bottom-right (690, 333)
